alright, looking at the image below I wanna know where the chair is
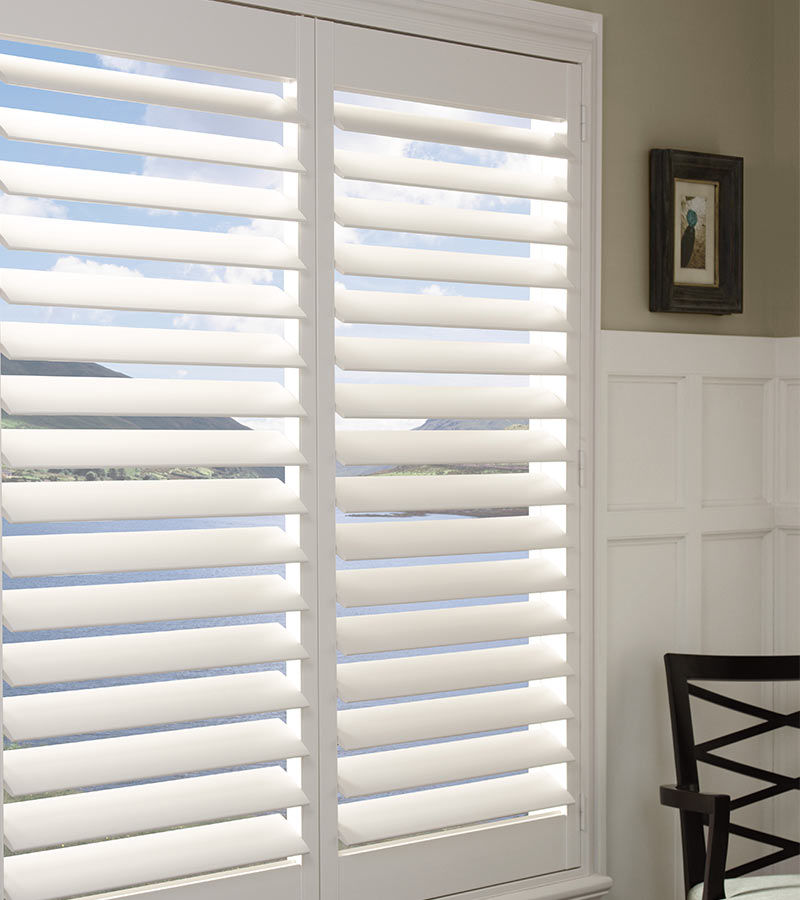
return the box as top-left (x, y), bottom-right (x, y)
top-left (660, 653), bottom-right (800, 900)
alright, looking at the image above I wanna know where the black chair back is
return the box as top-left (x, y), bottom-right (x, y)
top-left (663, 653), bottom-right (799, 897)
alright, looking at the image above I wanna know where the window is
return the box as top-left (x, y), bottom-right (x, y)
top-left (0, 3), bottom-right (603, 900)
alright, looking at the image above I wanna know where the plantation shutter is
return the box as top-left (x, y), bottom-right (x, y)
top-left (0, 4), bottom-right (316, 900)
top-left (1, 6), bottom-right (599, 900)
top-left (328, 24), bottom-right (585, 898)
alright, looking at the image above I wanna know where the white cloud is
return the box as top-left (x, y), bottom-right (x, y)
top-left (222, 266), bottom-right (276, 285)
top-left (176, 369), bottom-right (189, 378)
top-left (178, 217), bottom-right (292, 286)
top-left (333, 224), bottom-right (363, 245)
top-left (141, 155), bottom-right (283, 191)
top-left (51, 256), bottom-right (144, 278)
top-left (0, 194), bottom-right (68, 217)
top-left (336, 175), bottom-right (487, 211)
top-left (171, 313), bottom-right (284, 336)
top-left (71, 308), bottom-right (116, 325)
top-left (96, 55), bottom-right (170, 77)
top-left (183, 262), bottom-right (275, 288)
top-left (227, 218), bottom-right (286, 240)
top-left (421, 284), bottom-right (449, 296)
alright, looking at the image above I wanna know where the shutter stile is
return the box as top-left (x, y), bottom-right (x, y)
top-left (333, 76), bottom-right (576, 850)
top-left (1, 30), bottom-right (311, 900)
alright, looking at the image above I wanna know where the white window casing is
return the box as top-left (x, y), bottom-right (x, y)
top-left (0, 2), bottom-right (605, 900)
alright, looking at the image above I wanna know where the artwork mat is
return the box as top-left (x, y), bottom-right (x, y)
top-left (673, 177), bottom-right (719, 287)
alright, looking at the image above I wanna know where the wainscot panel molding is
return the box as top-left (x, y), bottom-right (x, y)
top-left (597, 332), bottom-right (800, 900)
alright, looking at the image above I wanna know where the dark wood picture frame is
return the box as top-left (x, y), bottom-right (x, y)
top-left (650, 149), bottom-right (743, 314)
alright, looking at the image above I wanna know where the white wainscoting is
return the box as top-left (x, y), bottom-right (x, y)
top-left (597, 332), bottom-right (799, 900)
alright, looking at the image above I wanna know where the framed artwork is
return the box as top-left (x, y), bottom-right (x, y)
top-left (649, 149), bottom-right (743, 314)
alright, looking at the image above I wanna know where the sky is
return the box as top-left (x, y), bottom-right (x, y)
top-left (0, 37), bottom-right (570, 435)
top-left (0, 36), bottom-right (572, 802)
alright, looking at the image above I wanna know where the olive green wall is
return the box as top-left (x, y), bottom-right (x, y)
top-left (539, 0), bottom-right (799, 336)
top-left (773, 0), bottom-right (800, 336)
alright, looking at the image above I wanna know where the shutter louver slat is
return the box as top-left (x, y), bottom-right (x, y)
top-left (334, 103), bottom-right (570, 158)
top-left (4, 719), bottom-right (309, 796)
top-left (5, 767), bottom-right (308, 852)
top-left (2, 429), bottom-right (306, 470)
top-left (0, 105), bottom-right (303, 170)
top-left (335, 151), bottom-right (570, 201)
top-left (336, 472), bottom-right (567, 513)
top-left (335, 197), bottom-right (569, 244)
top-left (337, 600), bottom-right (570, 653)
top-left (0, 268), bottom-right (304, 318)
top-left (2, 526), bottom-right (306, 577)
top-left (335, 289), bottom-right (569, 331)
top-left (0, 53), bottom-right (298, 120)
top-left (0, 160), bottom-right (303, 219)
top-left (335, 429), bottom-right (568, 466)
top-left (335, 337), bottom-right (567, 375)
top-left (1, 322), bottom-right (305, 367)
top-left (3, 623), bottom-right (307, 686)
top-left (335, 384), bottom-right (566, 419)
top-left (4, 670), bottom-right (308, 741)
top-left (338, 644), bottom-right (572, 702)
top-left (335, 243), bottom-right (569, 288)
top-left (336, 559), bottom-right (568, 608)
top-left (3, 574), bottom-right (306, 632)
top-left (0, 214), bottom-right (303, 269)
top-left (1, 376), bottom-right (305, 417)
top-left (2, 478), bottom-right (305, 523)
top-left (336, 515), bottom-right (566, 561)
top-left (3, 816), bottom-right (308, 900)
top-left (339, 728), bottom-right (574, 797)
top-left (338, 729), bottom-right (573, 798)
top-left (338, 685), bottom-right (573, 750)
top-left (337, 772), bottom-right (574, 846)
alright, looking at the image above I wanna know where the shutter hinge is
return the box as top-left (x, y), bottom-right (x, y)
top-left (579, 793), bottom-right (587, 831)
top-left (580, 104), bottom-right (587, 142)
top-left (578, 449), bottom-right (586, 488)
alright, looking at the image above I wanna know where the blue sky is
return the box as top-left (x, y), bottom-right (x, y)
top-left (0, 38), bottom-right (569, 430)
top-left (0, 38), bottom-right (571, 795)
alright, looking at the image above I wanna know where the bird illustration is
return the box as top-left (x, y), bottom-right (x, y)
top-left (680, 208), bottom-right (697, 268)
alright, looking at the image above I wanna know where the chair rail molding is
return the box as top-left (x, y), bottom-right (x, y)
top-left (598, 330), bottom-right (800, 900)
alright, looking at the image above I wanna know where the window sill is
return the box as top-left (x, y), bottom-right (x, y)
top-left (458, 874), bottom-right (613, 900)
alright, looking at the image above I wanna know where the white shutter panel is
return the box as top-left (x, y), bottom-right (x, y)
top-left (0, 5), bottom-right (314, 899)
top-left (329, 23), bottom-right (582, 897)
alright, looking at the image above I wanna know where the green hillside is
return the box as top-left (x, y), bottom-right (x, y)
top-left (1, 357), bottom-right (280, 482)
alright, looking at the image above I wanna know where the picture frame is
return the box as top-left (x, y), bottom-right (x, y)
top-left (649, 149), bottom-right (743, 314)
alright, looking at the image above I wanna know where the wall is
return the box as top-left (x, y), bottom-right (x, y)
top-left (772, 0), bottom-right (800, 337)
top-left (539, 0), bottom-right (799, 336)
top-left (531, 2), bottom-right (799, 892)
top-left (598, 332), bottom-right (800, 900)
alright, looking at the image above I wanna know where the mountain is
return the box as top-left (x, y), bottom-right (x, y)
top-left (414, 418), bottom-right (526, 432)
top-left (1, 357), bottom-right (249, 432)
top-left (1, 358), bottom-right (280, 480)
top-left (3, 359), bottom-right (528, 481)
top-left (336, 419), bottom-right (527, 477)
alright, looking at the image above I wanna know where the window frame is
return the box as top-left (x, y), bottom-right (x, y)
top-left (0, 2), bottom-right (606, 899)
